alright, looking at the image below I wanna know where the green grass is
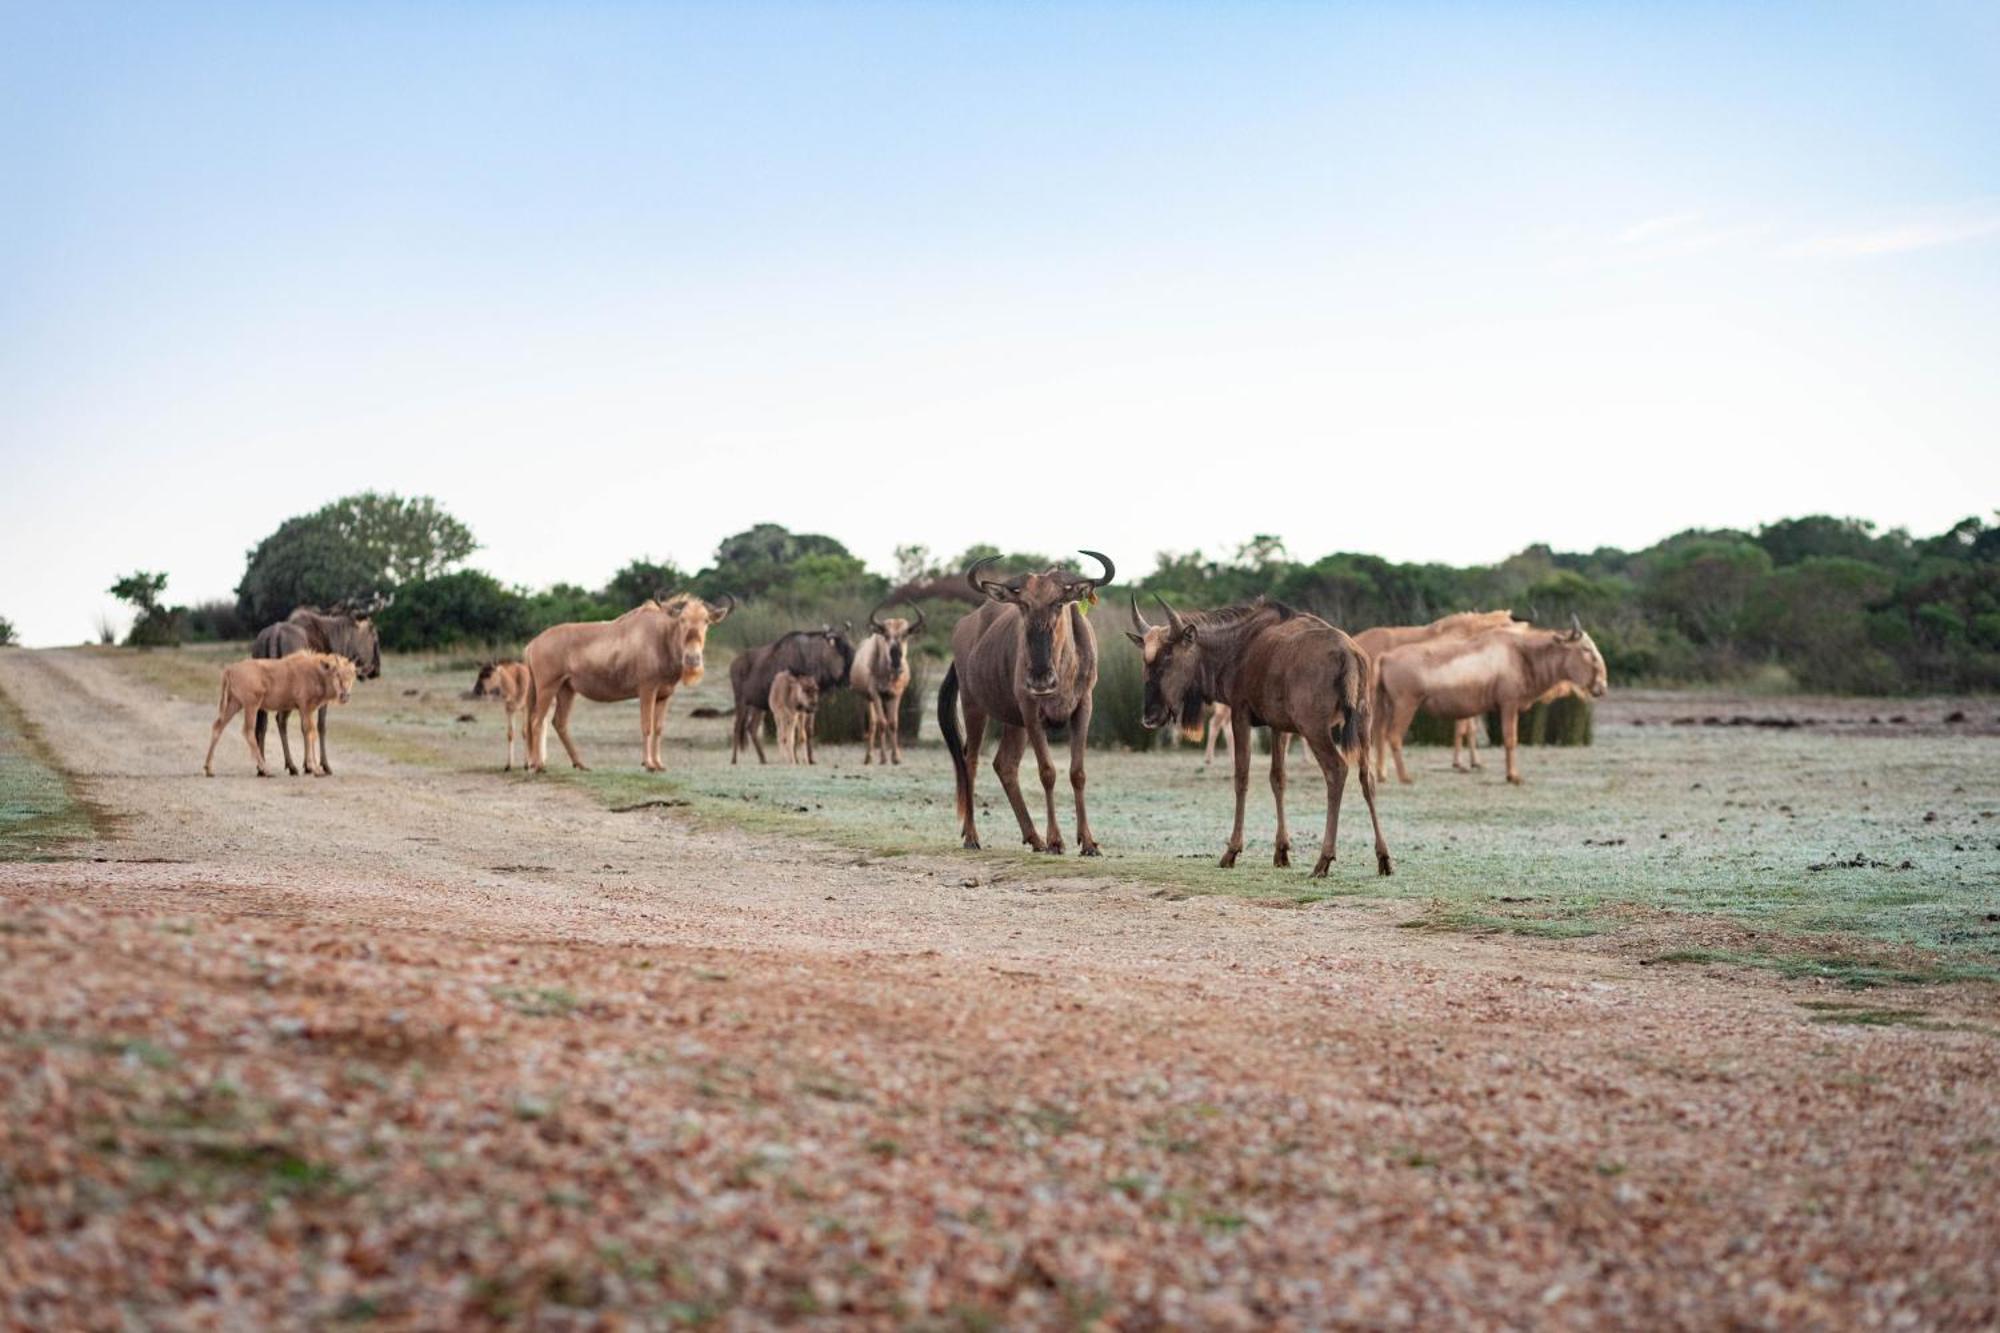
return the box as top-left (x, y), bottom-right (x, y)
top-left (0, 669), bottom-right (99, 858)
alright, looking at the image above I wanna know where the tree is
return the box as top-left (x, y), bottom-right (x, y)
top-left (1642, 539), bottom-right (1773, 647)
top-left (0, 615), bottom-right (16, 647)
top-left (236, 492), bottom-right (476, 626)
top-left (698, 523), bottom-right (880, 602)
top-left (603, 558), bottom-right (689, 609)
top-left (110, 571), bottom-right (185, 647)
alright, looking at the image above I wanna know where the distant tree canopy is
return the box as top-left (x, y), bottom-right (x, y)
top-left (235, 492), bottom-right (477, 627)
top-left (109, 571), bottom-right (185, 647)
top-left (0, 615), bottom-right (17, 647)
top-left (201, 510), bottom-right (2000, 691)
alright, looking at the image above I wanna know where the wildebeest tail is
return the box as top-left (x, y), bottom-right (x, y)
top-left (1336, 652), bottom-right (1366, 754)
top-left (937, 662), bottom-right (970, 824)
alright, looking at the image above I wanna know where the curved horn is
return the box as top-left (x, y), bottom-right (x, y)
top-left (868, 601), bottom-right (891, 634)
top-left (1154, 593), bottom-right (1187, 635)
top-left (709, 592), bottom-right (734, 621)
top-left (1129, 591), bottom-right (1154, 637)
top-left (905, 600), bottom-right (926, 634)
top-left (966, 555), bottom-right (1009, 601)
top-left (1077, 548), bottom-right (1116, 590)
top-left (1568, 612), bottom-right (1584, 641)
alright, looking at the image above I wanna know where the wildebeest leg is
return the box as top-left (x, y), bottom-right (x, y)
top-left (1303, 730), bottom-right (1349, 878)
top-left (1501, 705), bottom-right (1522, 785)
top-left (887, 686), bottom-right (905, 765)
top-left (1270, 730), bottom-right (1291, 867)
top-left (1022, 717), bottom-right (1066, 854)
top-left (303, 708), bottom-right (323, 777)
top-left (273, 710), bottom-right (299, 776)
top-left (959, 707), bottom-right (988, 849)
top-left (314, 704), bottom-right (333, 775)
top-left (242, 701), bottom-right (269, 776)
top-left (205, 696), bottom-right (242, 777)
top-left (992, 724), bottom-right (1045, 851)
top-left (638, 690), bottom-right (659, 771)
top-left (1356, 738), bottom-right (1393, 875)
top-left (1221, 709), bottom-right (1254, 867)
top-left (504, 704), bottom-right (518, 770)
top-left (730, 705), bottom-right (745, 764)
top-left (1386, 697), bottom-right (1418, 785)
top-left (254, 710), bottom-right (270, 771)
top-left (552, 685), bottom-right (589, 770)
top-left (652, 686), bottom-right (674, 770)
top-left (804, 707), bottom-right (817, 765)
top-left (862, 696), bottom-right (879, 765)
top-left (1068, 696), bottom-right (1099, 856)
top-left (526, 675), bottom-right (558, 772)
top-left (748, 707), bottom-right (769, 764)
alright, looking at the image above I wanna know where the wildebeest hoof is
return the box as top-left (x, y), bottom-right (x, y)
top-left (1042, 841), bottom-right (1064, 855)
top-left (256, 769), bottom-right (271, 778)
top-left (1507, 775), bottom-right (1523, 786)
top-left (962, 836), bottom-right (981, 851)
top-left (1310, 856), bottom-right (1334, 878)
top-left (1274, 844), bottom-right (1291, 867)
top-left (1218, 848), bottom-right (1240, 869)
top-left (1078, 842), bottom-right (1100, 857)
top-left (1377, 853), bottom-right (1394, 876)
top-left (574, 762), bottom-right (590, 771)
top-left (284, 764), bottom-right (298, 776)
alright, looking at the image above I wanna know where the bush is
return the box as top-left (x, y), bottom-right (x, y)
top-left (185, 600), bottom-right (251, 642)
top-left (375, 570), bottom-right (530, 651)
top-left (0, 615), bottom-right (15, 646)
top-left (1088, 628), bottom-right (1159, 751)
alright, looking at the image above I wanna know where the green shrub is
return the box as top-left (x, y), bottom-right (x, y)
top-left (375, 570), bottom-right (529, 651)
top-left (0, 615), bottom-right (16, 647)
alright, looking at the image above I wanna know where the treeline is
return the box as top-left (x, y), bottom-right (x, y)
top-left (100, 494), bottom-right (2000, 694)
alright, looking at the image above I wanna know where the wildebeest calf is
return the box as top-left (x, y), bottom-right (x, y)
top-left (472, 660), bottom-right (533, 770)
top-left (205, 652), bottom-right (356, 777)
top-left (768, 670), bottom-right (821, 765)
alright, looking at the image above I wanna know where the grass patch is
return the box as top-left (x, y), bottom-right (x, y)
top-left (1398, 902), bottom-right (1605, 940)
top-left (492, 985), bottom-right (580, 1017)
top-left (1649, 949), bottom-right (2000, 989)
top-left (0, 675), bottom-right (101, 858)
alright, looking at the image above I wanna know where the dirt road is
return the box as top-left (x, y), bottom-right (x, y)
top-left (3, 646), bottom-right (1996, 1329)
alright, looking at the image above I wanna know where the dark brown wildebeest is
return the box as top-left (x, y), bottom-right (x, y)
top-left (849, 601), bottom-right (925, 765)
top-left (1376, 617), bottom-right (1608, 786)
top-left (205, 652), bottom-right (356, 777)
top-left (252, 603), bottom-right (384, 776)
top-left (730, 626), bottom-right (855, 764)
top-left (472, 660), bottom-right (533, 770)
top-left (1130, 594), bottom-right (1392, 877)
top-left (936, 551), bottom-right (1114, 855)
top-left (521, 593), bottom-right (734, 772)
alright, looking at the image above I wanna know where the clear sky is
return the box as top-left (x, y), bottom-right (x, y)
top-left (3, 1), bottom-right (1996, 645)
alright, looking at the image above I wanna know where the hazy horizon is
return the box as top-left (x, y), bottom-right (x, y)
top-left (5, 1), bottom-right (1997, 645)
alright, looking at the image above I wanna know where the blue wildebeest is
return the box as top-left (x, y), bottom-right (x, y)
top-left (252, 603), bottom-right (383, 776)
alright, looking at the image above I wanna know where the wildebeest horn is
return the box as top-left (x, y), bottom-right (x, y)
top-left (1077, 549), bottom-right (1115, 590)
top-left (966, 555), bottom-right (1010, 601)
top-left (1568, 612), bottom-right (1584, 641)
top-left (1129, 591), bottom-right (1153, 636)
top-left (1154, 594), bottom-right (1186, 635)
top-left (868, 601), bottom-right (891, 634)
top-left (709, 592), bottom-right (734, 621)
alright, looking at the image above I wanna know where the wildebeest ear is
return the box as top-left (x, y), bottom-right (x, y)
top-left (1124, 630), bottom-right (1144, 646)
top-left (1179, 622), bottom-right (1199, 643)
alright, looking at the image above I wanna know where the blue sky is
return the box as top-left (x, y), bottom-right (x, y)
top-left (3, 1), bottom-right (1997, 643)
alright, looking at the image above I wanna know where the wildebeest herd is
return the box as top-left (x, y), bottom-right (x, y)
top-left (206, 554), bottom-right (1609, 877)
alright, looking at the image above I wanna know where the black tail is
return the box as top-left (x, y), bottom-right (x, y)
top-left (938, 662), bottom-right (970, 825)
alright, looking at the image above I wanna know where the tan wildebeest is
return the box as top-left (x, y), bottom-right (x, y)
top-left (1376, 617), bottom-right (1608, 785)
top-left (850, 601), bottom-right (925, 765)
top-left (205, 652), bottom-right (356, 777)
top-left (936, 551), bottom-right (1115, 855)
top-left (252, 602), bottom-right (384, 776)
top-left (1130, 595), bottom-right (1392, 877)
top-left (472, 660), bottom-right (533, 770)
top-left (1449, 678), bottom-right (1584, 772)
top-left (1352, 610), bottom-right (1519, 781)
top-left (768, 671), bottom-right (821, 764)
top-left (521, 593), bottom-right (733, 773)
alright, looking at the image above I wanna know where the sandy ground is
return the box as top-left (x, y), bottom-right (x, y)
top-left (3, 646), bottom-right (1998, 1329)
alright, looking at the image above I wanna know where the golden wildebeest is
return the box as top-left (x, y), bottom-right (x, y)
top-left (1376, 617), bottom-right (1608, 785)
top-left (1449, 678), bottom-right (1584, 773)
top-left (850, 601), bottom-right (925, 765)
top-left (1351, 610), bottom-right (1519, 781)
top-left (472, 660), bottom-right (533, 770)
top-left (251, 602), bottom-right (384, 777)
top-left (768, 670), bottom-right (821, 765)
top-left (204, 652), bottom-right (356, 777)
top-left (730, 627), bottom-right (854, 765)
top-left (1130, 595), bottom-right (1392, 878)
top-left (521, 593), bottom-right (734, 773)
top-left (936, 551), bottom-right (1115, 855)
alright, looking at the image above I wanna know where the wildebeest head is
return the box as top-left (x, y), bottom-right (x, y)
top-left (815, 624), bottom-right (856, 688)
top-left (656, 592), bottom-right (734, 683)
top-left (968, 550), bottom-right (1114, 697)
top-left (321, 655), bottom-right (358, 705)
top-left (1127, 594), bottom-right (1207, 736)
top-left (1557, 614), bottom-right (1609, 698)
top-left (307, 600), bottom-right (385, 680)
top-left (867, 600), bottom-right (926, 676)
top-left (472, 662), bottom-right (499, 697)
